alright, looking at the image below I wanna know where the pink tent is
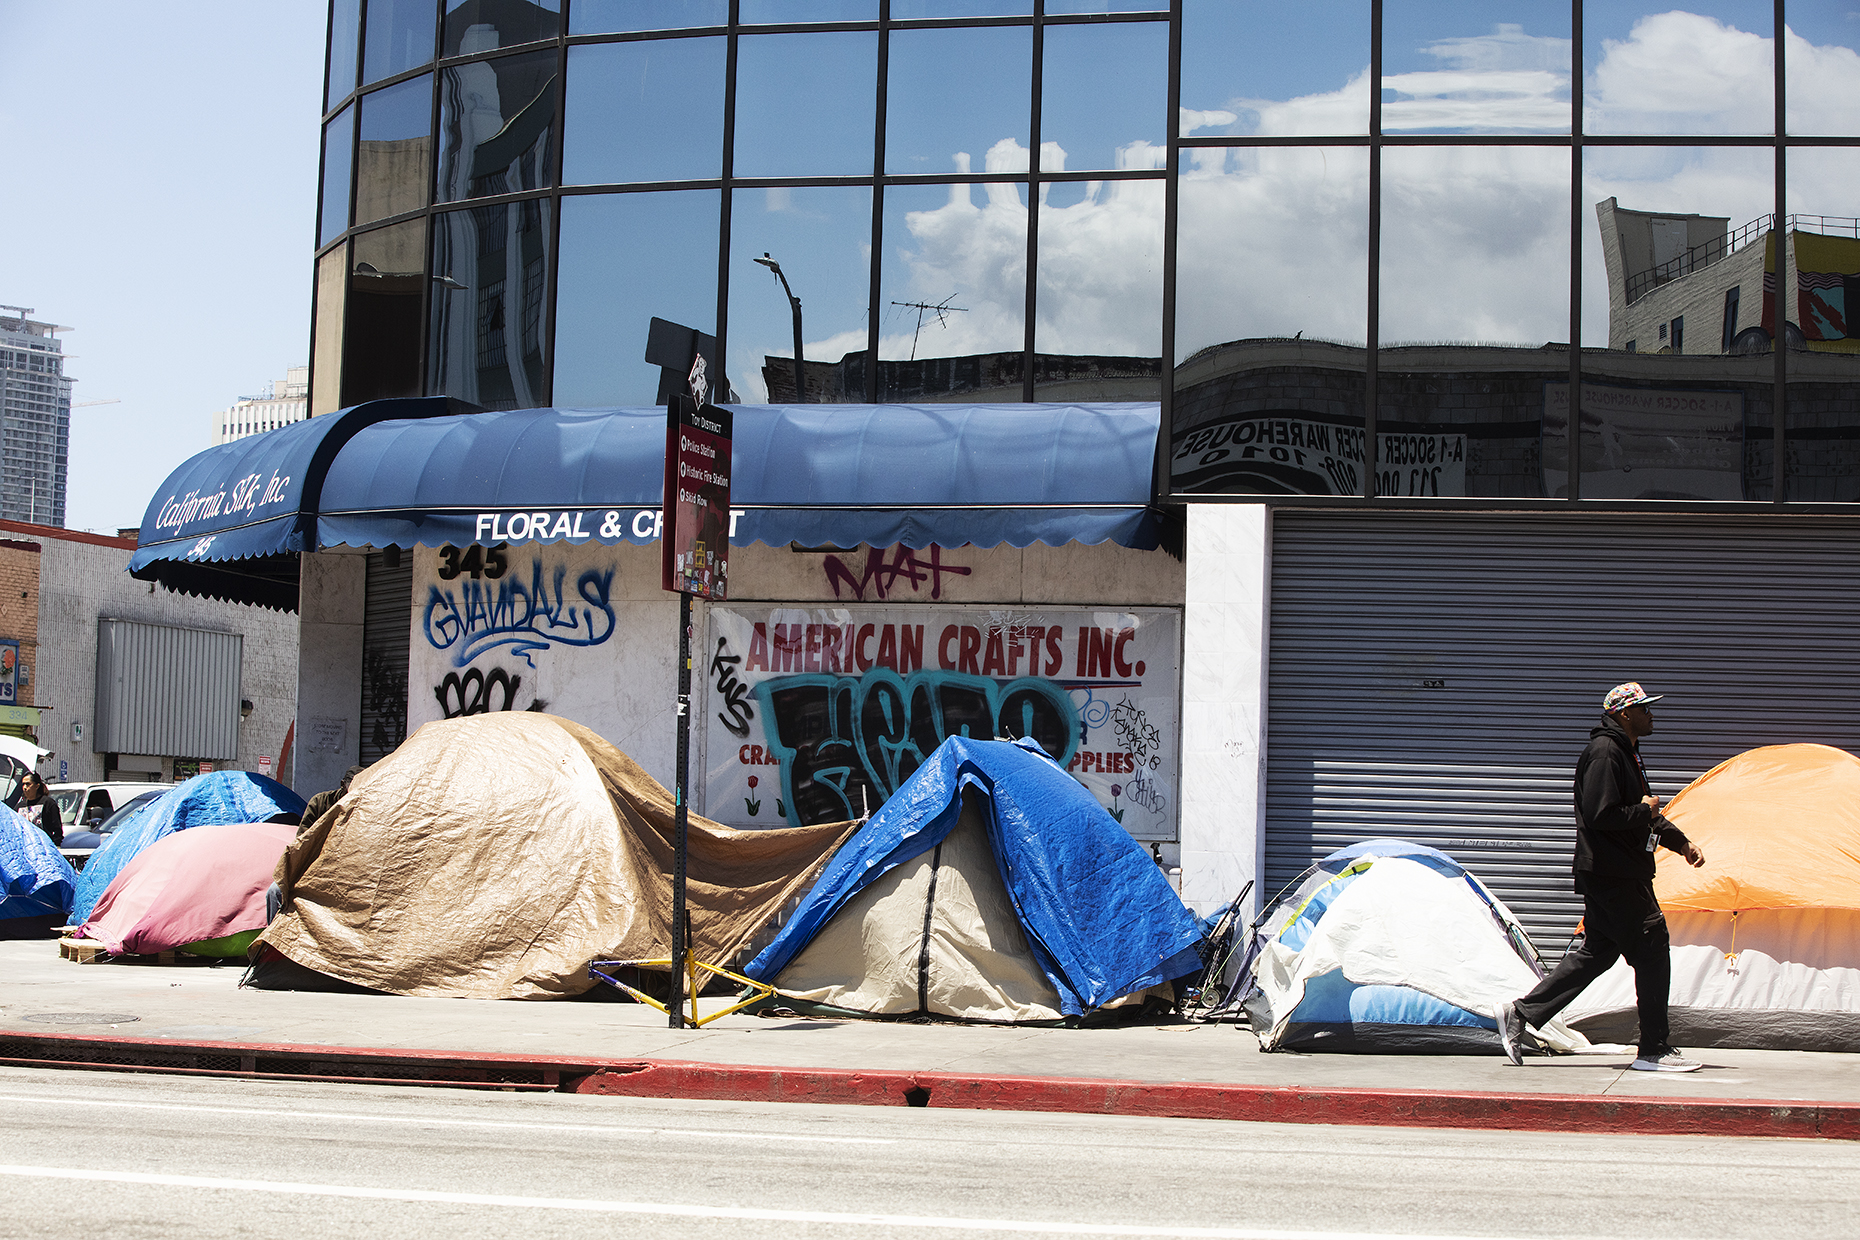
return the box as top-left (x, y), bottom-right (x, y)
top-left (78, 822), bottom-right (294, 956)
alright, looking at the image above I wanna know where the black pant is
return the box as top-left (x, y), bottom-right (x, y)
top-left (1515, 879), bottom-right (1671, 1056)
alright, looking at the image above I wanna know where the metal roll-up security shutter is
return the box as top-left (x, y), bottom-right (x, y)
top-left (1266, 512), bottom-right (1860, 952)
top-left (359, 551), bottom-right (413, 767)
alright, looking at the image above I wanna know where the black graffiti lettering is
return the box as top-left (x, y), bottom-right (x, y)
top-left (710, 635), bottom-right (755, 738)
top-left (434, 667), bottom-right (536, 718)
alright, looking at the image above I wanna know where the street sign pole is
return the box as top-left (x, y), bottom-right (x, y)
top-left (669, 589), bottom-right (692, 1029)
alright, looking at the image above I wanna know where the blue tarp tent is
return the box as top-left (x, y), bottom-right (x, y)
top-left (746, 736), bottom-right (1202, 1021)
top-left (1, 805), bottom-right (78, 935)
top-left (71, 772), bottom-right (306, 925)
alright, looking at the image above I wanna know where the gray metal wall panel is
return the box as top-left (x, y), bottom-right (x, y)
top-left (360, 551), bottom-right (412, 766)
top-left (94, 620), bottom-right (243, 759)
top-left (1265, 513), bottom-right (1860, 951)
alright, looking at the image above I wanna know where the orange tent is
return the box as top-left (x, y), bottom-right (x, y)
top-left (1560, 743), bottom-right (1860, 1052)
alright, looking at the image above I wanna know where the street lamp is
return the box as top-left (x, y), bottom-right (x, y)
top-left (753, 253), bottom-right (806, 404)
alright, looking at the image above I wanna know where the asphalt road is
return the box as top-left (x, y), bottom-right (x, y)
top-left (0, 1065), bottom-right (1856, 1239)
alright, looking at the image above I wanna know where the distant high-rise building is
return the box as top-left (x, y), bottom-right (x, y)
top-left (212, 366), bottom-right (309, 446)
top-left (0, 307), bottom-right (72, 527)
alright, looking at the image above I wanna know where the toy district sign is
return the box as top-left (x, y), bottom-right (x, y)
top-left (704, 605), bottom-right (1181, 840)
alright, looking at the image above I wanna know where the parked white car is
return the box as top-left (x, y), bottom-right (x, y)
top-left (49, 780), bottom-right (172, 831)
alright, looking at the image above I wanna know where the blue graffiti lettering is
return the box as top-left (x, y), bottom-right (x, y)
top-left (423, 559), bottom-right (617, 668)
top-left (753, 669), bottom-right (1079, 826)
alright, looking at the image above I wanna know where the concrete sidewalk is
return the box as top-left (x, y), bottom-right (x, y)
top-left (3, 941), bottom-right (1857, 1138)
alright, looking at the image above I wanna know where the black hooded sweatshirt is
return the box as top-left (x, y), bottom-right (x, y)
top-left (1572, 715), bottom-right (1690, 890)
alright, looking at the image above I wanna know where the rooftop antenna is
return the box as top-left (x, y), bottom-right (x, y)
top-left (889, 295), bottom-right (968, 361)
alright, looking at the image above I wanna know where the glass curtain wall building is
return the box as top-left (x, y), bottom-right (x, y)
top-left (313, 1), bottom-right (1860, 508)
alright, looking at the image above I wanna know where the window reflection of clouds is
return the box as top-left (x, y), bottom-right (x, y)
top-left (1382, 3), bottom-right (1571, 135)
top-left (1174, 147), bottom-right (1369, 360)
top-left (735, 32), bottom-right (878, 178)
top-left (564, 39), bottom-right (725, 185)
top-left (886, 27), bottom-right (1031, 176)
top-left (729, 187), bottom-right (873, 403)
top-left (1584, 7), bottom-right (1773, 135)
top-left (1036, 177), bottom-right (1163, 388)
top-left (1041, 21), bottom-right (1167, 174)
top-left (1380, 146), bottom-right (1569, 345)
top-left (569, 0), bottom-right (726, 34)
top-left (1785, 8), bottom-right (1860, 138)
top-left (1179, 0), bottom-right (1369, 138)
top-left (553, 191), bottom-right (721, 407)
top-left (881, 183), bottom-right (1028, 361)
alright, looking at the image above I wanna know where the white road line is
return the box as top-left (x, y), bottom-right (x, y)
top-left (0, 1093), bottom-right (891, 1145)
top-left (0, 1164), bottom-right (1554, 1239)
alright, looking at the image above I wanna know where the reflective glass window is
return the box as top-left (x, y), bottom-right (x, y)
top-left (569, 0), bottom-right (725, 34)
top-left (735, 32), bottom-right (878, 178)
top-left (320, 104), bottom-right (356, 246)
top-left (554, 190), bottom-right (720, 406)
top-left (439, 50), bottom-right (555, 201)
top-left (363, 0), bottom-right (440, 86)
top-left (1381, 2), bottom-right (1571, 135)
top-left (356, 74), bottom-right (434, 227)
top-left (1180, 0), bottom-right (1369, 138)
top-left (893, 1), bottom-right (1030, 16)
top-left (429, 200), bottom-right (553, 409)
top-left (1786, 1), bottom-right (1860, 138)
top-left (739, 0), bottom-right (876, 22)
top-left (1786, 146), bottom-right (1860, 501)
top-left (564, 38), bottom-right (725, 184)
top-left (1584, 2), bottom-right (1773, 136)
top-left (880, 183), bottom-right (1028, 382)
top-left (1577, 145), bottom-right (1772, 500)
top-left (328, 0), bottom-right (362, 111)
top-left (885, 27), bottom-right (1030, 176)
top-left (311, 245), bottom-right (348, 415)
top-left (1171, 147), bottom-right (1369, 495)
top-left (1046, 2), bottom-right (1166, 12)
top-left (443, 0), bottom-right (560, 57)
top-left (1041, 21), bottom-right (1166, 174)
top-left (729, 186), bottom-right (872, 403)
top-left (344, 219), bottom-right (429, 405)
top-left (1378, 146), bottom-right (1568, 499)
top-left (1035, 177), bottom-right (1163, 401)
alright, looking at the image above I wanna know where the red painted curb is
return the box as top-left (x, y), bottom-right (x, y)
top-left (3, 1029), bottom-right (1854, 1139)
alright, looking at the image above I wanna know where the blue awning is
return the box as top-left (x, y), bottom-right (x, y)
top-left (316, 402), bottom-right (1162, 551)
top-left (130, 397), bottom-right (474, 609)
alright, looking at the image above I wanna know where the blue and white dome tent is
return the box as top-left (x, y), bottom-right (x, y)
top-left (1225, 840), bottom-right (1593, 1054)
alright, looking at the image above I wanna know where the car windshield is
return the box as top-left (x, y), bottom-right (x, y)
top-left (96, 791), bottom-right (166, 835)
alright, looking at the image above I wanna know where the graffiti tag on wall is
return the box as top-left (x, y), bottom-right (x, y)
top-left (434, 666), bottom-right (546, 718)
top-left (823, 545), bottom-right (971, 601)
top-left (423, 558), bottom-right (617, 667)
top-left (708, 607), bottom-right (1180, 836)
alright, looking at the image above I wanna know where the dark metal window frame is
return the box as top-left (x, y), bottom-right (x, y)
top-left (309, 1), bottom-right (1857, 513)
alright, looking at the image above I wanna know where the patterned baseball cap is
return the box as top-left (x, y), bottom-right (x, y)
top-left (1603, 681), bottom-right (1664, 712)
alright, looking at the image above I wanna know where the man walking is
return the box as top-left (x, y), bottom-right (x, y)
top-left (1495, 682), bottom-right (1707, 1072)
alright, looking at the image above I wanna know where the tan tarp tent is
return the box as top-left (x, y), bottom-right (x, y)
top-left (259, 712), bottom-right (855, 999)
top-left (1562, 743), bottom-right (1860, 1050)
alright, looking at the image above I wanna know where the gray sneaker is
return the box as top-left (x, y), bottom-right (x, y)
top-left (1494, 1000), bottom-right (1524, 1066)
top-left (1630, 1047), bottom-right (1701, 1072)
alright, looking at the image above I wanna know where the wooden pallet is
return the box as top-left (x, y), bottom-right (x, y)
top-left (57, 938), bottom-right (183, 966)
